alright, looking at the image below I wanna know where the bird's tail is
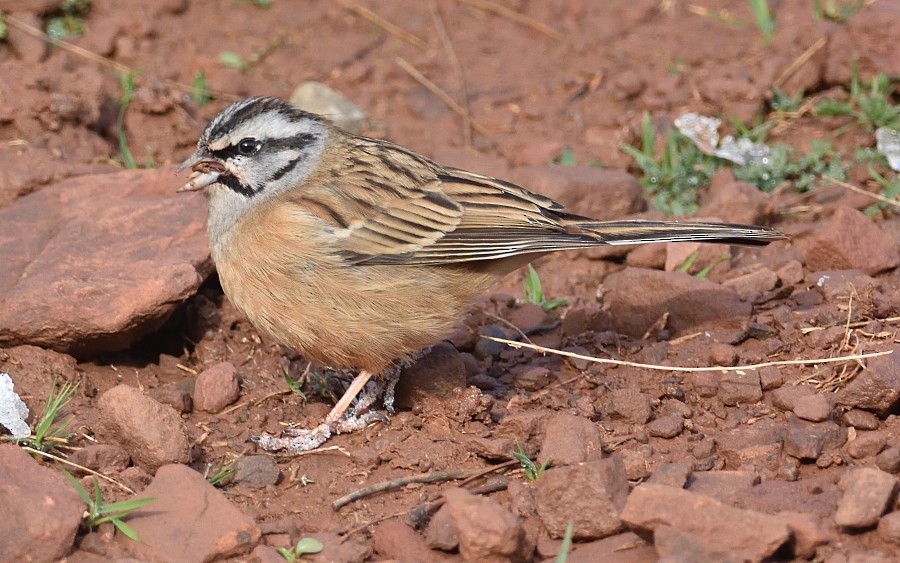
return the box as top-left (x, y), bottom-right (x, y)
top-left (571, 220), bottom-right (785, 247)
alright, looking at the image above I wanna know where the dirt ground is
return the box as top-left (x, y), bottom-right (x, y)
top-left (2, 0), bottom-right (900, 561)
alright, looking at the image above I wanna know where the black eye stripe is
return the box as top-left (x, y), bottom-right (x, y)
top-left (209, 133), bottom-right (319, 161)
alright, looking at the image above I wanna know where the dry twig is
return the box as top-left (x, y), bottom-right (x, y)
top-left (456, 0), bottom-right (563, 40)
top-left (337, 0), bottom-right (429, 49)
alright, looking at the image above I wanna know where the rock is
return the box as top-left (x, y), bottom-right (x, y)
top-left (395, 342), bottom-right (467, 409)
top-left (558, 531), bottom-right (656, 563)
top-left (0, 444), bottom-right (85, 563)
top-left (647, 462), bottom-right (692, 488)
top-left (690, 371), bottom-right (719, 398)
top-left (792, 393), bottom-right (831, 422)
top-left (68, 444), bottom-right (130, 474)
top-left (774, 511), bottom-right (836, 559)
top-left (442, 487), bottom-right (531, 562)
top-left (707, 342), bottom-right (738, 366)
top-left (507, 167), bottom-right (645, 223)
top-left (149, 383), bottom-right (194, 414)
top-left (835, 345), bottom-right (900, 414)
top-left (770, 385), bottom-right (817, 411)
top-left (0, 168), bottom-right (212, 357)
top-left (878, 511), bottom-right (900, 545)
top-left (716, 422), bottom-right (784, 472)
top-left (506, 303), bottom-right (551, 334)
top-left (538, 412), bottom-right (603, 466)
top-left (686, 471), bottom-right (760, 505)
top-left (758, 366), bottom-right (783, 390)
top-left (776, 260), bottom-right (804, 286)
top-left (97, 385), bottom-right (191, 472)
top-left (812, 269), bottom-right (879, 302)
top-left (717, 371), bottom-right (762, 406)
top-left (647, 414), bottom-right (684, 439)
top-left (290, 81), bottom-right (367, 134)
top-left (626, 242), bottom-right (667, 269)
top-left (876, 447), bottom-right (900, 474)
top-left (0, 345), bottom-right (78, 402)
top-left (305, 532), bottom-right (370, 563)
top-left (841, 409), bottom-right (880, 430)
top-left (604, 268), bottom-right (751, 338)
top-left (473, 325), bottom-right (509, 360)
top-left (698, 169), bottom-right (775, 225)
top-left (620, 484), bottom-right (790, 561)
top-left (846, 431), bottom-right (887, 459)
top-left (535, 457), bottom-right (629, 540)
top-left (513, 366), bottom-right (551, 391)
top-left (432, 147), bottom-right (510, 180)
top-left (784, 418), bottom-right (847, 461)
top-left (193, 361), bottom-right (240, 413)
top-left (799, 206), bottom-right (900, 275)
top-left (373, 519), bottom-right (448, 562)
top-left (834, 467), bottom-right (898, 529)
top-left (125, 464), bottom-right (261, 561)
top-left (606, 387), bottom-right (652, 425)
top-left (722, 268), bottom-right (778, 300)
top-left (424, 504), bottom-right (459, 551)
top-left (232, 455), bottom-right (281, 488)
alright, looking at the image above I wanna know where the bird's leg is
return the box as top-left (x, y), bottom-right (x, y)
top-left (250, 369), bottom-right (390, 453)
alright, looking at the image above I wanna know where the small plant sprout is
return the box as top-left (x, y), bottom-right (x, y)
top-left (276, 537), bottom-right (325, 562)
top-left (748, 0), bottom-right (775, 44)
top-left (555, 521), bottom-right (574, 563)
top-left (281, 365), bottom-right (307, 399)
top-left (63, 471), bottom-right (155, 542)
top-left (15, 378), bottom-right (78, 453)
top-left (116, 70), bottom-right (138, 169)
top-left (191, 70), bottom-right (212, 106)
top-left (203, 457), bottom-right (237, 487)
top-left (523, 264), bottom-right (567, 312)
top-left (513, 443), bottom-right (551, 482)
top-left (218, 51), bottom-right (248, 70)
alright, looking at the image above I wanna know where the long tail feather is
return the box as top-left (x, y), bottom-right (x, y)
top-left (573, 220), bottom-right (785, 247)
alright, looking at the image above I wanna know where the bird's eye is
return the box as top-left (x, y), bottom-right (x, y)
top-left (237, 138), bottom-right (260, 156)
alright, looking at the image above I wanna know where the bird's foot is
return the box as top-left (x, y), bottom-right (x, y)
top-left (250, 372), bottom-right (395, 453)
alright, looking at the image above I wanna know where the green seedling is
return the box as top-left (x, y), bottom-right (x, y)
top-left (813, 0), bottom-right (865, 23)
top-left (695, 256), bottom-right (730, 279)
top-left (513, 443), bottom-right (551, 482)
top-left (219, 51), bottom-right (248, 70)
top-left (555, 521), bottom-right (574, 563)
top-left (816, 68), bottom-right (900, 130)
top-left (748, 0), bottom-right (775, 44)
top-left (523, 264), bottom-right (567, 312)
top-left (769, 87), bottom-right (804, 113)
top-left (203, 457), bottom-right (236, 487)
top-left (863, 166), bottom-right (900, 216)
top-left (63, 471), bottom-right (155, 542)
top-left (554, 147), bottom-right (577, 166)
top-left (116, 70), bottom-right (138, 169)
top-left (191, 71), bottom-right (212, 106)
top-left (12, 379), bottom-right (78, 453)
top-left (276, 537), bottom-right (325, 562)
top-left (281, 365), bottom-right (307, 399)
top-left (45, 0), bottom-right (90, 42)
top-left (0, 11), bottom-right (8, 40)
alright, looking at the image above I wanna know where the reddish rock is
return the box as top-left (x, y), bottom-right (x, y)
top-left (621, 484), bottom-right (790, 561)
top-left (538, 412), bottom-right (603, 465)
top-left (686, 470), bottom-right (760, 505)
top-left (425, 504), bottom-right (459, 551)
top-left (535, 457), bottom-right (629, 540)
top-left (97, 384), bottom-right (191, 472)
top-left (771, 385), bottom-right (817, 411)
top-left (722, 268), bottom-right (778, 300)
top-left (835, 345), bottom-right (900, 414)
top-left (717, 422), bottom-right (784, 472)
top-left (0, 444), bottom-right (85, 563)
top-left (625, 243), bottom-right (667, 269)
top-left (698, 169), bottom-right (775, 225)
top-left (707, 342), bottom-right (739, 366)
top-left (775, 511), bottom-right (836, 559)
top-left (513, 366), bottom-right (551, 391)
top-left (799, 206), bottom-right (900, 275)
top-left (878, 511), bottom-right (900, 545)
top-left (395, 342), bottom-right (467, 409)
top-left (846, 431), bottom-right (887, 459)
top-left (841, 409), bottom-right (880, 430)
top-left (784, 418), bottom-right (847, 461)
top-left (0, 168), bottom-right (212, 357)
top-left (604, 268), bottom-right (751, 338)
top-left (792, 393), bottom-right (831, 422)
top-left (834, 467), bottom-right (898, 529)
top-left (442, 487), bottom-right (531, 562)
top-left (775, 260), bottom-right (804, 286)
top-left (193, 361), bottom-right (240, 413)
top-left (607, 387), bottom-right (652, 425)
top-left (506, 303), bottom-right (551, 334)
top-left (232, 455), bottom-right (281, 488)
top-left (507, 166), bottom-right (645, 223)
top-left (67, 444), bottom-right (130, 474)
top-left (125, 464), bottom-right (261, 561)
top-left (717, 371), bottom-right (762, 406)
top-left (562, 531), bottom-right (656, 563)
top-left (876, 448), bottom-right (900, 474)
top-left (647, 414), bottom-right (684, 439)
top-left (647, 462), bottom-right (692, 488)
top-left (374, 519), bottom-right (453, 562)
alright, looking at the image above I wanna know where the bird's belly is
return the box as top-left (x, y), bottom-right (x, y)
top-left (215, 246), bottom-right (497, 372)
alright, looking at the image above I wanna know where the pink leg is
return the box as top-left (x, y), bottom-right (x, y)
top-left (324, 370), bottom-right (375, 425)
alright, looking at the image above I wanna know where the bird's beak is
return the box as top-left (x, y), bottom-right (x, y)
top-left (176, 151), bottom-right (227, 193)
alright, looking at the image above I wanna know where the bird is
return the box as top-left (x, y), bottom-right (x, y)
top-left (178, 96), bottom-right (784, 452)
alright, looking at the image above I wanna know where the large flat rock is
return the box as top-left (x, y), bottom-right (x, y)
top-left (0, 167), bottom-right (211, 357)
